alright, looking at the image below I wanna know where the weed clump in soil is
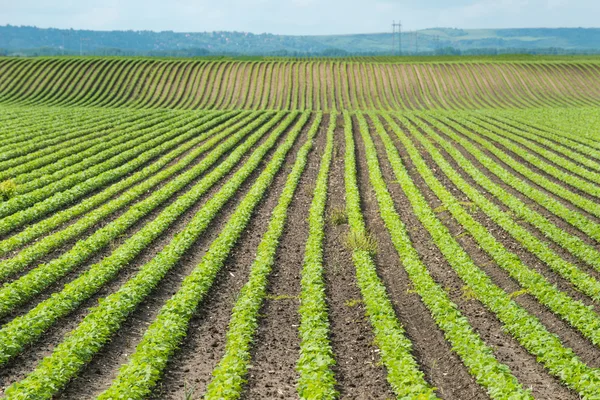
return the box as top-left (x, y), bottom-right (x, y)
top-left (329, 207), bottom-right (348, 225)
top-left (0, 179), bottom-right (16, 201)
top-left (345, 230), bottom-right (378, 255)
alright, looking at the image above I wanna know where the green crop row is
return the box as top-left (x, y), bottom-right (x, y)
top-left (460, 115), bottom-right (600, 197)
top-left (1, 111), bottom-right (173, 185)
top-left (94, 112), bottom-right (310, 400)
top-left (0, 111), bottom-right (229, 233)
top-left (10, 111), bottom-right (199, 196)
top-left (0, 112), bottom-right (157, 182)
top-left (2, 111), bottom-right (305, 400)
top-left (0, 112), bottom-right (283, 325)
top-left (295, 113), bottom-right (337, 399)
top-left (362, 112), bottom-right (531, 399)
top-left (392, 113), bottom-right (600, 354)
top-left (0, 112), bottom-right (248, 255)
top-left (442, 115), bottom-right (600, 218)
top-left (477, 113), bottom-right (600, 173)
top-left (371, 112), bottom-right (600, 398)
top-left (407, 114), bottom-right (600, 275)
top-left (0, 112), bottom-right (256, 281)
top-left (343, 111), bottom-right (438, 399)
top-left (421, 114), bottom-right (600, 245)
top-left (205, 113), bottom-right (324, 399)
top-left (2, 59), bottom-right (600, 111)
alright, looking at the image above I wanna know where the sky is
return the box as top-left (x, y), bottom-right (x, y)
top-left (1, 0), bottom-right (598, 35)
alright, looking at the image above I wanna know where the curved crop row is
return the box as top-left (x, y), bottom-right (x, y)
top-left (1, 58), bottom-right (599, 110)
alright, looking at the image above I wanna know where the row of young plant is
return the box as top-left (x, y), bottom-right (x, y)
top-left (4, 59), bottom-right (83, 105)
top-left (50, 60), bottom-right (122, 106)
top-left (90, 112), bottom-right (311, 400)
top-left (392, 114), bottom-right (600, 346)
top-left (294, 114), bottom-right (337, 399)
top-left (167, 61), bottom-right (204, 109)
top-left (69, 59), bottom-right (133, 108)
top-left (0, 107), bottom-right (133, 166)
top-left (0, 111), bottom-right (256, 281)
top-left (2, 110), bottom-right (306, 399)
top-left (183, 62), bottom-right (223, 110)
top-left (461, 115), bottom-right (600, 197)
top-left (0, 59), bottom-right (56, 103)
top-left (0, 112), bottom-right (295, 373)
top-left (477, 114), bottom-right (600, 174)
top-left (0, 110), bottom-right (148, 178)
top-left (406, 114), bottom-right (600, 278)
top-left (28, 59), bottom-right (95, 107)
top-left (4, 59), bottom-right (109, 107)
top-left (0, 112), bottom-right (230, 233)
top-left (0, 110), bottom-right (198, 200)
top-left (491, 112), bottom-right (600, 163)
top-left (421, 114), bottom-right (600, 244)
top-left (374, 112), bottom-right (600, 398)
top-left (342, 111), bottom-right (438, 398)
top-left (66, 59), bottom-right (131, 108)
top-left (1, 110), bottom-right (173, 185)
top-left (0, 105), bottom-right (62, 134)
top-left (361, 112), bottom-right (532, 399)
top-left (0, 112), bottom-right (285, 324)
top-left (8, 110), bottom-right (200, 197)
top-left (0, 106), bottom-right (106, 149)
top-left (453, 111), bottom-right (600, 206)
top-left (203, 113), bottom-right (325, 399)
top-left (436, 115), bottom-right (600, 219)
top-left (0, 112), bottom-right (245, 255)
top-left (65, 60), bottom-right (134, 108)
top-left (502, 108), bottom-right (600, 150)
top-left (4, 59), bottom-right (600, 111)
top-left (16, 59), bottom-right (89, 107)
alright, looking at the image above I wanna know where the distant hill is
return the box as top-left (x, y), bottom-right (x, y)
top-left (1, 25), bottom-right (599, 57)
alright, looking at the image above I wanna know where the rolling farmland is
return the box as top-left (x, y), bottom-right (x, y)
top-left (0, 56), bottom-right (599, 399)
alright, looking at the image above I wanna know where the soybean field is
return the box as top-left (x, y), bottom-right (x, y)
top-left (0, 56), bottom-right (599, 400)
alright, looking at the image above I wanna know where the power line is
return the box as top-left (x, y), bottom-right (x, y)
top-left (415, 31), bottom-right (419, 54)
top-left (392, 21), bottom-right (402, 56)
top-left (392, 21), bottom-right (395, 56)
top-left (80, 37), bottom-right (90, 56)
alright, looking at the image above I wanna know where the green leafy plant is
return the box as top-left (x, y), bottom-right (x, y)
top-left (0, 179), bottom-right (16, 201)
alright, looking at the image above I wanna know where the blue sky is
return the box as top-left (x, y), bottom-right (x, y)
top-left (1, 0), bottom-right (597, 34)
